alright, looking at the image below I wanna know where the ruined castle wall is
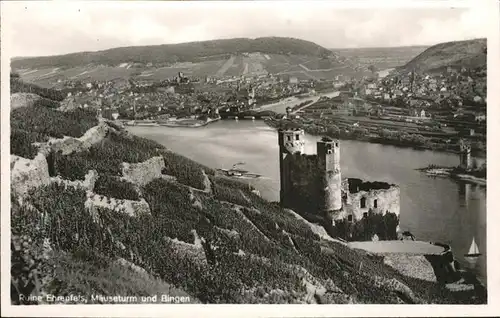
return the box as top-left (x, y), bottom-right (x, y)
top-left (45, 122), bottom-right (109, 156)
top-left (347, 186), bottom-right (400, 221)
top-left (85, 193), bottom-right (151, 217)
top-left (324, 170), bottom-right (342, 211)
top-left (11, 153), bottom-right (50, 197)
top-left (50, 170), bottom-right (99, 192)
top-left (121, 156), bottom-right (166, 186)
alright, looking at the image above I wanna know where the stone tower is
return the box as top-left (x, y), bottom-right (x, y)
top-left (317, 137), bottom-right (342, 212)
top-left (459, 139), bottom-right (472, 170)
top-left (278, 128), bottom-right (305, 207)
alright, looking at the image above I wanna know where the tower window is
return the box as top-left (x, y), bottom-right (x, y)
top-left (327, 149), bottom-right (332, 154)
top-left (287, 135), bottom-right (291, 141)
top-left (295, 134), bottom-right (300, 140)
top-left (347, 215), bottom-right (353, 222)
top-left (360, 197), bottom-right (366, 209)
top-left (374, 199), bottom-right (378, 208)
top-left (335, 142), bottom-right (339, 147)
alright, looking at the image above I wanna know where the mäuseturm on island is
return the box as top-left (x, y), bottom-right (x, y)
top-left (278, 128), bottom-right (400, 241)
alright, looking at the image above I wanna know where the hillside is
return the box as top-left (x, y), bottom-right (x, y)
top-left (12, 37), bottom-right (333, 69)
top-left (11, 37), bottom-right (366, 87)
top-left (333, 45), bottom-right (428, 70)
top-left (397, 38), bottom-right (486, 73)
top-left (10, 84), bottom-right (486, 304)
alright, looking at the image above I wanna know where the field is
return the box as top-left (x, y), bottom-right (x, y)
top-left (14, 52), bottom-right (365, 87)
top-left (332, 46), bottom-right (428, 70)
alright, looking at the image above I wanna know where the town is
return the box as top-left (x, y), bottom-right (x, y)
top-left (12, 57), bottom-right (486, 158)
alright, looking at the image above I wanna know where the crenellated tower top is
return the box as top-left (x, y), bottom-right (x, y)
top-left (278, 128), bottom-right (305, 155)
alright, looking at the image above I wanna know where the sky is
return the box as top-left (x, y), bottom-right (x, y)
top-left (2, 1), bottom-right (491, 58)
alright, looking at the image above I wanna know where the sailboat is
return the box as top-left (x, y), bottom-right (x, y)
top-left (464, 237), bottom-right (481, 257)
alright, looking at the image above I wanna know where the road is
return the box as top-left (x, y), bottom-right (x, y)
top-left (348, 240), bottom-right (447, 255)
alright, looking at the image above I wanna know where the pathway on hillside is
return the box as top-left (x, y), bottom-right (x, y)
top-left (348, 240), bottom-right (446, 255)
top-left (215, 55), bottom-right (236, 76)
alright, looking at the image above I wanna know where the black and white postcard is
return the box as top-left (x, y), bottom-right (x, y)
top-left (1, 0), bottom-right (498, 317)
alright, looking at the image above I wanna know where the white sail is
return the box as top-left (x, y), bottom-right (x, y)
top-left (467, 237), bottom-right (480, 255)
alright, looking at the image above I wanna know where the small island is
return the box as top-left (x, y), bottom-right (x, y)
top-left (418, 141), bottom-right (486, 186)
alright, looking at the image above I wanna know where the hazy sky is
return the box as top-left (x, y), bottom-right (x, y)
top-left (2, 1), bottom-right (490, 57)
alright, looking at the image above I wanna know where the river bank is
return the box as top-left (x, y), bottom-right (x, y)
top-left (264, 118), bottom-right (486, 159)
top-left (122, 117), bottom-right (221, 128)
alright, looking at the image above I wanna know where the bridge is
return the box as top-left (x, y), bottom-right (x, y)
top-left (348, 240), bottom-right (448, 256)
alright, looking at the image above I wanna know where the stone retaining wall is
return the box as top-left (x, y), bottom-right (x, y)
top-left (43, 121), bottom-right (109, 156)
top-left (121, 156), bottom-right (166, 186)
top-left (11, 153), bottom-right (50, 197)
top-left (85, 192), bottom-right (151, 217)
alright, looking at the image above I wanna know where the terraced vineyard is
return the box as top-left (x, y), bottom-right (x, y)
top-left (10, 90), bottom-right (486, 304)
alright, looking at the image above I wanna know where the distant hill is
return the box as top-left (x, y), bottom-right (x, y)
top-left (11, 37), bottom-right (369, 86)
top-left (332, 46), bottom-right (429, 70)
top-left (12, 37), bottom-right (333, 69)
top-left (397, 38), bottom-right (486, 73)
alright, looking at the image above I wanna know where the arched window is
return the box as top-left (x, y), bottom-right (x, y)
top-left (360, 197), bottom-right (367, 209)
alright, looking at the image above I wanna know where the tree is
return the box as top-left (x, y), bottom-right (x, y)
top-left (326, 125), bottom-right (340, 137)
top-left (368, 65), bottom-right (377, 74)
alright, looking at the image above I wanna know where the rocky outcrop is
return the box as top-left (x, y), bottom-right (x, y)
top-left (383, 254), bottom-right (437, 282)
top-left (42, 122), bottom-right (109, 156)
top-left (57, 96), bottom-right (78, 112)
top-left (373, 276), bottom-right (421, 304)
top-left (284, 208), bottom-right (342, 244)
top-left (201, 170), bottom-right (212, 193)
top-left (11, 153), bottom-right (50, 197)
top-left (85, 192), bottom-right (151, 217)
top-left (51, 170), bottom-right (98, 192)
top-left (10, 93), bottom-right (42, 110)
top-left (166, 234), bottom-right (207, 265)
top-left (121, 156), bottom-right (166, 186)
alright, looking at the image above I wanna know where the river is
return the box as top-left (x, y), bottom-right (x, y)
top-left (128, 119), bottom-right (487, 286)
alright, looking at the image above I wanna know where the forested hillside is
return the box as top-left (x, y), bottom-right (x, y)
top-left (398, 38), bottom-right (486, 73)
top-left (12, 37), bottom-right (333, 69)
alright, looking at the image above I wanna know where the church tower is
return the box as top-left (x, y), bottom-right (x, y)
top-left (459, 139), bottom-right (472, 170)
top-left (278, 128), bottom-right (305, 207)
top-left (317, 137), bottom-right (342, 212)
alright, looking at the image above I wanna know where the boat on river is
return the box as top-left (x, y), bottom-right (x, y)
top-left (217, 162), bottom-right (263, 179)
top-left (464, 237), bottom-right (481, 258)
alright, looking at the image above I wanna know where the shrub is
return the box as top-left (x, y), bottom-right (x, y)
top-left (212, 183), bottom-right (251, 207)
top-left (93, 176), bottom-right (140, 201)
top-left (10, 129), bottom-right (44, 159)
top-left (162, 150), bottom-right (214, 190)
top-left (11, 106), bottom-right (98, 139)
top-left (28, 184), bottom-right (96, 252)
top-left (11, 78), bottom-right (66, 101)
top-left (52, 132), bottom-right (164, 180)
top-left (33, 97), bottom-right (60, 109)
top-left (143, 179), bottom-right (200, 244)
top-left (52, 150), bottom-right (122, 180)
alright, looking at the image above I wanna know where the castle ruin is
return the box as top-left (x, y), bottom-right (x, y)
top-left (278, 128), bottom-right (400, 236)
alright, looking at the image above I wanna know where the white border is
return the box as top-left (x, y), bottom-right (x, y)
top-left (1, 0), bottom-right (499, 317)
